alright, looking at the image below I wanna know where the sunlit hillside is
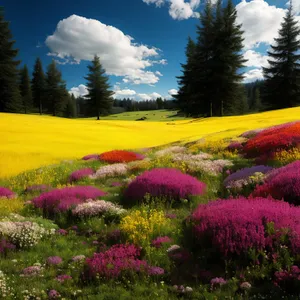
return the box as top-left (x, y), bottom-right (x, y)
top-left (1, 107), bottom-right (300, 178)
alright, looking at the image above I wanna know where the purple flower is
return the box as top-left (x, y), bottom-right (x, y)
top-left (69, 168), bottom-right (94, 182)
top-left (227, 141), bottom-right (243, 151)
top-left (147, 266), bottom-right (165, 275)
top-left (0, 187), bottom-right (15, 199)
top-left (48, 289), bottom-right (61, 299)
top-left (211, 277), bottom-right (227, 287)
top-left (151, 236), bottom-right (172, 248)
top-left (0, 239), bottom-right (16, 254)
top-left (56, 274), bottom-right (72, 283)
top-left (56, 229), bottom-right (68, 236)
top-left (47, 256), bottom-right (63, 265)
top-left (22, 265), bottom-right (43, 277)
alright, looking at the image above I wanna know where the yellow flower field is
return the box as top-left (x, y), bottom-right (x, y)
top-left (1, 107), bottom-right (299, 178)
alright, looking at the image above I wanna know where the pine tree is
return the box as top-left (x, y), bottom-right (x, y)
top-left (19, 65), bottom-right (32, 114)
top-left (32, 57), bottom-right (46, 115)
top-left (84, 55), bottom-right (114, 120)
top-left (253, 87), bottom-right (262, 111)
top-left (263, 3), bottom-right (300, 109)
top-left (45, 60), bottom-right (68, 116)
top-left (211, 0), bottom-right (247, 116)
top-left (175, 36), bottom-right (197, 116)
top-left (64, 93), bottom-right (77, 118)
top-left (0, 6), bottom-right (22, 112)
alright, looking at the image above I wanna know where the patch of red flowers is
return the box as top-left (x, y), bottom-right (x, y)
top-left (99, 150), bottom-right (144, 164)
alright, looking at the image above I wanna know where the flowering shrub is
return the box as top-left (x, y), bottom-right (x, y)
top-left (69, 168), bottom-right (94, 182)
top-left (90, 163), bottom-right (128, 179)
top-left (190, 197), bottom-right (300, 257)
top-left (86, 244), bottom-right (164, 279)
top-left (72, 200), bottom-right (126, 218)
top-left (124, 168), bottom-right (206, 205)
top-left (154, 146), bottom-right (186, 157)
top-left (120, 208), bottom-right (170, 246)
top-left (82, 154), bottom-right (99, 161)
top-left (46, 256), bottom-right (63, 266)
top-left (274, 265), bottom-right (300, 291)
top-left (224, 165), bottom-right (273, 190)
top-left (99, 150), bottom-right (144, 163)
top-left (243, 122), bottom-right (300, 159)
top-left (32, 186), bottom-right (106, 214)
top-left (252, 161), bottom-right (300, 204)
top-left (186, 159), bottom-right (233, 175)
top-left (127, 159), bottom-right (152, 172)
top-left (0, 220), bottom-right (55, 248)
top-left (227, 141), bottom-right (243, 152)
top-left (0, 187), bottom-right (15, 199)
top-left (56, 274), bottom-right (72, 283)
top-left (240, 128), bottom-right (264, 138)
top-left (21, 265), bottom-right (43, 277)
top-left (151, 236), bottom-right (172, 248)
top-left (172, 152), bottom-right (213, 162)
top-left (25, 184), bottom-right (52, 193)
top-left (273, 148), bottom-right (300, 165)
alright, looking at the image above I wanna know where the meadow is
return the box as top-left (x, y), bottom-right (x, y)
top-left (0, 109), bottom-right (300, 299)
top-left (1, 106), bottom-right (300, 178)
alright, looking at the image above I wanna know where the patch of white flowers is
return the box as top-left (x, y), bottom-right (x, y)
top-left (0, 270), bottom-right (14, 298)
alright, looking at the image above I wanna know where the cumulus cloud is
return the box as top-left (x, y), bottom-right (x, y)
top-left (69, 84), bottom-right (88, 98)
top-left (45, 15), bottom-right (165, 85)
top-left (168, 88), bottom-right (178, 96)
top-left (155, 71), bottom-right (163, 76)
top-left (236, 0), bottom-right (286, 49)
top-left (286, 0), bottom-right (300, 14)
top-left (142, 0), bottom-right (200, 20)
top-left (243, 50), bottom-right (269, 68)
top-left (243, 68), bottom-right (264, 83)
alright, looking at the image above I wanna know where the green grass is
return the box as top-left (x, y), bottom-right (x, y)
top-left (99, 110), bottom-right (189, 122)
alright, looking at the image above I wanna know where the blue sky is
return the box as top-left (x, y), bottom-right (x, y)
top-left (2, 0), bottom-right (296, 100)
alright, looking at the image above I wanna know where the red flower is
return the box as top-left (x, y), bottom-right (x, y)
top-left (99, 150), bottom-right (144, 164)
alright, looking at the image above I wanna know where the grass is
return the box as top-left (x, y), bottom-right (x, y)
top-left (1, 106), bottom-right (300, 178)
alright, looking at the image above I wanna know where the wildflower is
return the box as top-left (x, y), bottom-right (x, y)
top-left (151, 236), bottom-right (172, 248)
top-left (167, 245), bottom-right (181, 253)
top-left (48, 289), bottom-right (61, 299)
top-left (69, 168), bottom-right (94, 182)
top-left (147, 266), bottom-right (165, 275)
top-left (55, 274), bottom-right (72, 283)
top-left (56, 229), bottom-right (68, 235)
top-left (0, 187), bottom-right (15, 199)
top-left (240, 282), bottom-right (252, 290)
top-left (21, 265), bottom-right (43, 277)
top-left (90, 164), bottom-right (128, 179)
top-left (47, 256), bottom-right (63, 266)
top-left (211, 277), bottom-right (227, 288)
top-left (99, 150), bottom-right (144, 163)
top-left (72, 255), bottom-right (86, 262)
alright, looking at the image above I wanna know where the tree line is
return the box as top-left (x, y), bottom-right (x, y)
top-left (175, 0), bottom-right (300, 117)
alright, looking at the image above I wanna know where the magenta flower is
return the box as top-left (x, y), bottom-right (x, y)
top-left (56, 274), bottom-right (72, 283)
top-left (56, 229), bottom-right (68, 235)
top-left (147, 266), bottom-right (165, 275)
top-left (47, 256), bottom-right (63, 265)
top-left (48, 290), bottom-right (61, 299)
top-left (22, 265), bottom-right (43, 277)
top-left (124, 168), bottom-right (206, 205)
top-left (211, 277), bottom-right (227, 288)
top-left (151, 236), bottom-right (172, 248)
top-left (69, 168), bottom-right (94, 182)
top-left (32, 186), bottom-right (106, 214)
top-left (0, 187), bottom-right (15, 199)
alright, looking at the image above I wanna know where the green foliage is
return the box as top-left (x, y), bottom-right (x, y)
top-left (19, 65), bottom-right (33, 114)
top-left (84, 55), bottom-right (114, 120)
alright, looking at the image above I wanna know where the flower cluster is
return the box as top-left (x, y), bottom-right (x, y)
top-left (46, 256), bottom-right (63, 266)
top-left (211, 277), bottom-right (227, 289)
top-left (252, 161), bottom-right (300, 205)
top-left (224, 165), bottom-right (273, 190)
top-left (190, 197), bottom-right (300, 257)
top-left (120, 209), bottom-right (169, 246)
top-left (0, 271), bottom-right (13, 298)
top-left (69, 168), bottom-right (94, 182)
top-left (56, 274), bottom-right (72, 283)
top-left (227, 141), bottom-right (243, 152)
top-left (186, 159), bottom-right (233, 175)
top-left (21, 265), bottom-right (43, 277)
top-left (0, 220), bottom-right (55, 248)
top-left (82, 154), bottom-right (99, 161)
top-left (274, 265), bottom-right (300, 287)
top-left (243, 122), bottom-right (300, 159)
top-left (72, 255), bottom-right (86, 262)
top-left (172, 152), bottom-right (213, 162)
top-left (32, 186), bottom-right (106, 214)
top-left (99, 150), bottom-right (144, 163)
top-left (151, 236), bottom-right (172, 248)
top-left (273, 148), bottom-right (300, 164)
top-left (90, 163), bottom-right (128, 179)
top-left (127, 158), bottom-right (152, 172)
top-left (86, 244), bottom-right (164, 279)
top-left (154, 146), bottom-right (186, 157)
top-left (0, 187), bottom-right (15, 199)
top-left (124, 168), bottom-right (206, 205)
top-left (48, 289), bottom-right (61, 299)
top-left (72, 200), bottom-right (126, 218)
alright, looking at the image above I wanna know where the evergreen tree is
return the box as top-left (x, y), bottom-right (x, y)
top-left (263, 3), bottom-right (300, 109)
top-left (210, 0), bottom-right (247, 116)
top-left (253, 87), bottom-right (262, 111)
top-left (175, 36), bottom-right (197, 116)
top-left (19, 65), bottom-right (32, 114)
top-left (237, 85), bottom-right (249, 115)
top-left (32, 57), bottom-right (46, 115)
top-left (45, 60), bottom-right (68, 116)
top-left (84, 55), bottom-right (114, 120)
top-left (64, 93), bottom-right (77, 118)
top-left (0, 7), bottom-right (22, 112)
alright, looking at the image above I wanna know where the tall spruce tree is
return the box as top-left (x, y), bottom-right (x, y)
top-left (84, 55), bottom-right (114, 120)
top-left (210, 0), bottom-right (247, 116)
top-left (19, 65), bottom-right (32, 114)
top-left (46, 60), bottom-right (68, 116)
top-left (175, 36), bottom-right (196, 116)
top-left (32, 57), bottom-right (46, 115)
top-left (263, 3), bottom-right (300, 109)
top-left (0, 7), bottom-right (22, 112)
top-left (64, 93), bottom-right (77, 118)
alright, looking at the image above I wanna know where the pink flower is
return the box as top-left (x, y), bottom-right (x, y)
top-left (151, 236), bottom-right (172, 248)
top-left (47, 256), bottom-right (63, 265)
top-left (56, 274), bottom-right (72, 283)
top-left (0, 187), bottom-right (15, 199)
top-left (48, 290), bottom-right (61, 299)
top-left (69, 168), bottom-right (94, 182)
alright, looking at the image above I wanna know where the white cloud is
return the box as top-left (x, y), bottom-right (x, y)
top-left (142, 0), bottom-right (200, 20)
top-left (168, 88), bottom-right (178, 96)
top-left (236, 0), bottom-right (286, 49)
top-left (287, 0), bottom-right (300, 14)
top-left (243, 50), bottom-right (269, 68)
top-left (112, 85), bottom-right (163, 100)
top-left (155, 71), bottom-right (163, 76)
top-left (45, 15), bottom-right (165, 85)
top-left (243, 68), bottom-right (264, 83)
top-left (69, 84), bottom-right (88, 98)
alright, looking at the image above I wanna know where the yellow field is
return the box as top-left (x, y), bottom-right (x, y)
top-left (1, 107), bottom-right (300, 178)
